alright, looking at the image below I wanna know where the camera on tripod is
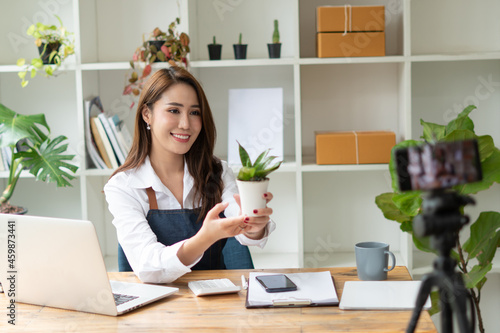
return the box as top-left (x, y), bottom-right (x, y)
top-left (393, 139), bottom-right (483, 333)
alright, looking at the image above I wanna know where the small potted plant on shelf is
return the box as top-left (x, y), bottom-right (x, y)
top-left (267, 19), bottom-right (281, 59)
top-left (208, 36), bottom-right (222, 60)
top-left (233, 33), bottom-right (247, 60)
top-left (0, 103), bottom-right (78, 214)
top-left (16, 15), bottom-right (75, 87)
top-left (123, 18), bottom-right (190, 99)
top-left (374, 105), bottom-right (500, 332)
top-left (236, 142), bottom-right (282, 216)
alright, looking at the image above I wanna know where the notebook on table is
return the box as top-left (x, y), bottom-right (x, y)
top-left (245, 271), bottom-right (339, 308)
top-left (339, 281), bottom-right (431, 310)
top-left (0, 214), bottom-right (178, 316)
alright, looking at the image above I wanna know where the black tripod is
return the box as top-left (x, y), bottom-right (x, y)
top-left (406, 190), bottom-right (475, 333)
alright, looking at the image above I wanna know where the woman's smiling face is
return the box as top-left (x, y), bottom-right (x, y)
top-left (143, 82), bottom-right (202, 158)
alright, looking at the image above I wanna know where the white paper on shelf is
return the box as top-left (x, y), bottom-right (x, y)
top-left (227, 88), bottom-right (283, 166)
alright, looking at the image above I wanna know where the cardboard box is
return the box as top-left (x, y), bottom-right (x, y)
top-left (315, 131), bottom-right (396, 165)
top-left (317, 32), bottom-right (385, 58)
top-left (316, 5), bottom-right (385, 58)
top-left (317, 6), bottom-right (385, 33)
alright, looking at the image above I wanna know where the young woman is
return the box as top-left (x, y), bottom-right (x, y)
top-left (104, 67), bottom-right (275, 283)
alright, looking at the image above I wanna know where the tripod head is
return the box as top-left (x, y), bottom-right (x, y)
top-left (413, 189), bottom-right (475, 257)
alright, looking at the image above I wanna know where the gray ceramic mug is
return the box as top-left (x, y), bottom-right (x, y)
top-left (355, 241), bottom-right (396, 281)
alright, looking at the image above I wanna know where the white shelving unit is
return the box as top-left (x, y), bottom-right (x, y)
top-left (1, 0), bottom-right (499, 278)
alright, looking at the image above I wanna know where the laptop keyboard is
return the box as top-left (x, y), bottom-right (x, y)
top-left (113, 293), bottom-right (139, 306)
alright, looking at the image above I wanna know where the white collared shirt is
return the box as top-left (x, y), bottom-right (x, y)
top-left (104, 157), bottom-right (275, 283)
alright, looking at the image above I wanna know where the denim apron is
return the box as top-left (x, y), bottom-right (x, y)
top-left (118, 187), bottom-right (253, 272)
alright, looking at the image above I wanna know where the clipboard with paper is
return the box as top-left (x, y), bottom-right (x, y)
top-left (245, 271), bottom-right (339, 308)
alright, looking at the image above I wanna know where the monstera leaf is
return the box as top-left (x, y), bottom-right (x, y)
top-left (0, 103), bottom-right (78, 204)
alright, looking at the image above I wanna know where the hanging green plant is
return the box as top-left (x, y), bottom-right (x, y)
top-left (16, 15), bottom-right (75, 87)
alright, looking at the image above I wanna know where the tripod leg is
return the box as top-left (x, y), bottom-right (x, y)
top-left (406, 274), bottom-right (436, 333)
top-left (449, 274), bottom-right (475, 333)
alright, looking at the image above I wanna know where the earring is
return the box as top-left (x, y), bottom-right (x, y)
top-left (146, 123), bottom-right (150, 130)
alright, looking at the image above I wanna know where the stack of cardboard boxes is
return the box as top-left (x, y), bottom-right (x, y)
top-left (316, 5), bottom-right (386, 58)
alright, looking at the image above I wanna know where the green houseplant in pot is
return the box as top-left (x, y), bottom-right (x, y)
top-left (208, 36), bottom-right (222, 60)
top-left (16, 15), bottom-right (75, 87)
top-left (267, 19), bottom-right (281, 59)
top-left (123, 18), bottom-right (190, 99)
top-left (0, 103), bottom-right (78, 214)
top-left (375, 105), bottom-right (500, 333)
top-left (236, 142), bottom-right (282, 216)
top-left (233, 33), bottom-right (247, 60)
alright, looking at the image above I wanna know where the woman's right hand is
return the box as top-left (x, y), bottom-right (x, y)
top-left (177, 202), bottom-right (247, 266)
top-left (199, 202), bottom-right (248, 243)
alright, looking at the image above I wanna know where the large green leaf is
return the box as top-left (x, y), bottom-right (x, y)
top-left (412, 233), bottom-right (435, 254)
top-left (0, 104), bottom-right (50, 147)
top-left (459, 148), bottom-right (500, 195)
top-left (443, 129), bottom-right (475, 142)
top-left (463, 263), bottom-right (492, 289)
top-left (476, 135), bottom-right (495, 162)
top-left (393, 191), bottom-right (422, 217)
top-left (445, 105), bottom-right (476, 134)
top-left (462, 212), bottom-right (500, 265)
top-left (375, 192), bottom-right (413, 223)
top-left (420, 119), bottom-right (446, 142)
top-left (17, 135), bottom-right (77, 187)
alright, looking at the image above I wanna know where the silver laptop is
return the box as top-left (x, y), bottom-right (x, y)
top-left (0, 214), bottom-right (178, 316)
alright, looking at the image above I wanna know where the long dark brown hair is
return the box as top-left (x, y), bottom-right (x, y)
top-left (112, 67), bottom-right (223, 220)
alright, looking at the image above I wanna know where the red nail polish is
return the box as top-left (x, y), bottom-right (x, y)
top-left (244, 217), bottom-right (249, 222)
top-left (264, 193), bottom-right (268, 198)
top-left (253, 209), bottom-right (258, 214)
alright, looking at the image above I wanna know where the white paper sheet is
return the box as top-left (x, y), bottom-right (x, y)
top-left (227, 88), bottom-right (283, 166)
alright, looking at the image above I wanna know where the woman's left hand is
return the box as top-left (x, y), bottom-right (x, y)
top-left (233, 192), bottom-right (273, 240)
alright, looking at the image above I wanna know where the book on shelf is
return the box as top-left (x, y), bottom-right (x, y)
top-left (90, 116), bottom-right (115, 169)
top-left (108, 114), bottom-right (132, 156)
top-left (97, 113), bottom-right (126, 165)
top-left (84, 97), bottom-right (107, 169)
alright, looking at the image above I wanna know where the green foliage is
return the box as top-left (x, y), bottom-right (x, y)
top-left (272, 19), bottom-right (280, 43)
top-left (238, 33), bottom-right (242, 45)
top-left (123, 18), bottom-right (190, 98)
top-left (0, 103), bottom-right (78, 205)
top-left (16, 15), bottom-right (75, 87)
top-left (375, 105), bottom-right (500, 321)
top-left (213, 36), bottom-right (217, 45)
top-left (237, 142), bottom-right (282, 181)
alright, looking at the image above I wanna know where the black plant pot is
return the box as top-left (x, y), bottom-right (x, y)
top-left (38, 42), bottom-right (61, 64)
top-left (148, 40), bottom-right (166, 62)
top-left (233, 44), bottom-right (248, 60)
top-left (267, 43), bottom-right (281, 59)
top-left (208, 44), bottom-right (222, 60)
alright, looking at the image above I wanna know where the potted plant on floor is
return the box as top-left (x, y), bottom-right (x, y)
top-left (0, 103), bottom-right (78, 214)
top-left (233, 33), bottom-right (247, 60)
top-left (123, 18), bottom-right (190, 99)
top-left (16, 15), bottom-right (75, 87)
top-left (374, 105), bottom-right (500, 333)
top-left (267, 19), bottom-right (281, 59)
top-left (208, 36), bottom-right (222, 60)
top-left (236, 142), bottom-right (282, 216)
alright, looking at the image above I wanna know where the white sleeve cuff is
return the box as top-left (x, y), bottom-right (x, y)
top-left (235, 219), bottom-right (276, 249)
top-left (137, 240), bottom-right (203, 284)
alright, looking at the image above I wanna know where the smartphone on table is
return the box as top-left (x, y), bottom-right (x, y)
top-left (255, 274), bottom-right (297, 293)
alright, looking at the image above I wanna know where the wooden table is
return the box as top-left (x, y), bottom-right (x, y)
top-left (0, 266), bottom-right (436, 332)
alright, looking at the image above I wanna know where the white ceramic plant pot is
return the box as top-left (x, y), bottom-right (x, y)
top-left (236, 179), bottom-right (269, 217)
